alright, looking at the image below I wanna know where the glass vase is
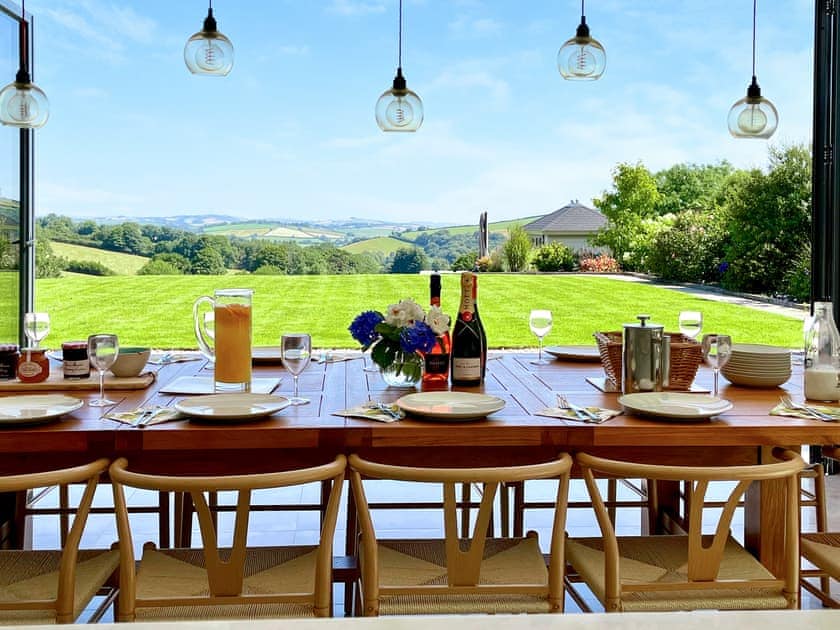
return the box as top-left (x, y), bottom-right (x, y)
top-left (380, 351), bottom-right (423, 388)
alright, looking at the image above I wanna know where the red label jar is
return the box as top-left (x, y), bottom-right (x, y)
top-left (62, 341), bottom-right (90, 379)
top-left (17, 348), bottom-right (49, 383)
top-left (0, 344), bottom-right (19, 380)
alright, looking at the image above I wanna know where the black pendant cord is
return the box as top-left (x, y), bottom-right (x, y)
top-left (581, 0), bottom-right (585, 19)
top-left (397, 0), bottom-right (403, 69)
top-left (751, 0), bottom-right (757, 79)
top-left (18, 0), bottom-right (29, 76)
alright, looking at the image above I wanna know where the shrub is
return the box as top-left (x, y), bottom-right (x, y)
top-left (646, 209), bottom-right (727, 283)
top-left (579, 254), bottom-right (620, 273)
top-left (532, 242), bottom-right (575, 272)
top-left (64, 259), bottom-right (115, 276)
top-left (138, 259), bottom-right (182, 275)
top-left (451, 252), bottom-right (477, 272)
top-left (252, 264), bottom-right (284, 275)
top-left (502, 226), bottom-right (532, 272)
top-left (783, 246), bottom-right (810, 303)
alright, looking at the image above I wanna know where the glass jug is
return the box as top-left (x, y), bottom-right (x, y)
top-left (804, 301), bottom-right (840, 401)
top-left (194, 289), bottom-right (253, 392)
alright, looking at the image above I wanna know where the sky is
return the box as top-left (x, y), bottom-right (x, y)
top-left (4, 0), bottom-right (817, 225)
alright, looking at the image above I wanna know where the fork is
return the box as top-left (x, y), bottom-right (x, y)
top-left (556, 394), bottom-right (599, 423)
top-left (780, 395), bottom-right (837, 422)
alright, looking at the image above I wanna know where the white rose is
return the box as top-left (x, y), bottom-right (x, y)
top-left (402, 299), bottom-right (425, 324)
top-left (425, 305), bottom-right (451, 335)
top-left (385, 302), bottom-right (409, 327)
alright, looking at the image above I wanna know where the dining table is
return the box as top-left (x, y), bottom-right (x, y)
top-left (0, 349), bottom-right (839, 580)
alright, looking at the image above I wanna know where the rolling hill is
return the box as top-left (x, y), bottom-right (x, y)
top-left (341, 237), bottom-right (412, 256)
top-left (399, 216), bottom-right (542, 240)
top-left (50, 242), bottom-right (149, 275)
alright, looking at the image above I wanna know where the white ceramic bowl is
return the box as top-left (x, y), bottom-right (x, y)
top-left (110, 347), bottom-right (151, 378)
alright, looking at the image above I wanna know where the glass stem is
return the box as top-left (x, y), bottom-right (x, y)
top-left (293, 375), bottom-right (299, 399)
top-left (713, 368), bottom-right (719, 397)
top-left (538, 338), bottom-right (543, 362)
top-left (99, 369), bottom-right (105, 401)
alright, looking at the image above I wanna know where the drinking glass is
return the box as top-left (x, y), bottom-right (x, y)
top-left (529, 309), bottom-right (553, 365)
top-left (678, 310), bottom-right (703, 340)
top-left (281, 333), bottom-right (312, 405)
top-left (23, 312), bottom-right (50, 348)
top-left (701, 333), bottom-right (732, 397)
top-left (88, 334), bottom-right (119, 407)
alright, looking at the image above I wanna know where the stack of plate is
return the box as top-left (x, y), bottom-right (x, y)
top-left (721, 344), bottom-right (791, 387)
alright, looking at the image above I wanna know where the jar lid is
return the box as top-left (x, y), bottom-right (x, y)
top-left (62, 341), bottom-right (87, 350)
top-left (19, 347), bottom-right (46, 355)
top-left (0, 343), bottom-right (19, 352)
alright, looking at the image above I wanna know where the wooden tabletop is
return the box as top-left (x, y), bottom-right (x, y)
top-left (1, 350), bottom-right (836, 574)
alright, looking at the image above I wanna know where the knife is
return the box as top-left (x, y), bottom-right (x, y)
top-left (566, 400), bottom-right (601, 422)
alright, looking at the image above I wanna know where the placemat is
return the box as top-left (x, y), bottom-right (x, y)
top-left (0, 371), bottom-right (156, 392)
top-left (586, 376), bottom-right (710, 394)
top-left (160, 376), bottom-right (280, 395)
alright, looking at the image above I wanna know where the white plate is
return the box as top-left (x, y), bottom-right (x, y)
top-left (395, 392), bottom-right (505, 421)
top-left (0, 394), bottom-right (83, 425)
top-left (175, 394), bottom-right (291, 422)
top-left (617, 392), bottom-right (732, 420)
top-left (544, 346), bottom-right (601, 362)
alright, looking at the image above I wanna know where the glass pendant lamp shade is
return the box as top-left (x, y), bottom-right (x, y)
top-left (184, 3), bottom-right (233, 76)
top-left (376, 0), bottom-right (423, 132)
top-left (0, 1), bottom-right (49, 128)
top-left (376, 69), bottom-right (423, 132)
top-left (0, 71), bottom-right (49, 128)
top-left (727, 77), bottom-right (778, 138)
top-left (728, 0), bottom-right (777, 139)
top-left (558, 2), bottom-right (605, 80)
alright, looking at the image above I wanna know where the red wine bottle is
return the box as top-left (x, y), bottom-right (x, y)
top-left (422, 273), bottom-right (451, 388)
top-left (450, 272), bottom-right (487, 386)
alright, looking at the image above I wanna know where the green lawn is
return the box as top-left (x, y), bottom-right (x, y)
top-left (50, 242), bottom-right (149, 275)
top-left (31, 274), bottom-right (804, 350)
top-left (341, 237), bottom-right (412, 256)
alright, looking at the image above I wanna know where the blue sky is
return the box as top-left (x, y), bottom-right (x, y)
top-left (12, 0), bottom-right (816, 224)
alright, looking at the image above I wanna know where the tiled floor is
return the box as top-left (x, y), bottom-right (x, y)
top-left (24, 466), bottom-right (840, 622)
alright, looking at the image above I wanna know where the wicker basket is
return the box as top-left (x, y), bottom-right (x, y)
top-left (593, 331), bottom-right (703, 391)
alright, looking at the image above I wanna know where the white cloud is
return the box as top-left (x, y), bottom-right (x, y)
top-left (326, 0), bottom-right (387, 16)
top-left (448, 15), bottom-right (503, 38)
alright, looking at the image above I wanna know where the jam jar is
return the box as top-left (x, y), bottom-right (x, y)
top-left (0, 344), bottom-right (18, 380)
top-left (62, 341), bottom-right (90, 379)
top-left (17, 348), bottom-right (49, 383)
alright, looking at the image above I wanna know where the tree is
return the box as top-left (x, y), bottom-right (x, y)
top-left (35, 238), bottom-right (63, 278)
top-left (591, 162), bottom-right (662, 271)
top-left (391, 247), bottom-right (428, 273)
top-left (654, 161), bottom-right (733, 215)
top-left (138, 259), bottom-right (183, 275)
top-left (190, 246), bottom-right (226, 275)
top-left (721, 144), bottom-right (811, 294)
top-left (502, 225), bottom-right (531, 272)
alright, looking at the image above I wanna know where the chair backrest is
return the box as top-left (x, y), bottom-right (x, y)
top-left (575, 448), bottom-right (804, 599)
top-left (109, 455), bottom-right (346, 617)
top-left (348, 452), bottom-right (572, 608)
top-left (0, 458), bottom-right (110, 623)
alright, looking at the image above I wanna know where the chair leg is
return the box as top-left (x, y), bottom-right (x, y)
top-left (158, 491), bottom-right (170, 548)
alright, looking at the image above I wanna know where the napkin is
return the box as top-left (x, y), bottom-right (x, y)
top-left (332, 401), bottom-right (405, 423)
top-left (770, 402), bottom-right (840, 421)
top-left (149, 352), bottom-right (202, 366)
top-left (160, 376), bottom-right (280, 395)
top-left (314, 352), bottom-right (359, 364)
top-left (536, 406), bottom-right (621, 424)
top-left (106, 406), bottom-right (182, 428)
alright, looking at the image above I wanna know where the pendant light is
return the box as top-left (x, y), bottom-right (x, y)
top-left (375, 0), bottom-right (423, 132)
top-left (184, 0), bottom-right (234, 76)
top-left (727, 0), bottom-right (777, 138)
top-left (557, 0), bottom-right (606, 81)
top-left (0, 0), bottom-right (49, 128)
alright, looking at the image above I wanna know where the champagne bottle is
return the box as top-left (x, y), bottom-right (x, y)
top-left (450, 271), bottom-right (487, 386)
top-left (422, 273), bottom-right (451, 388)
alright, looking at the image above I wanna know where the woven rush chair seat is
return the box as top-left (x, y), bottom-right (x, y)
top-left (0, 459), bottom-right (119, 625)
top-left (566, 535), bottom-right (787, 611)
top-left (109, 455), bottom-right (346, 622)
top-left (349, 452), bottom-right (573, 616)
top-left (800, 445), bottom-right (840, 608)
top-left (565, 449), bottom-right (804, 613)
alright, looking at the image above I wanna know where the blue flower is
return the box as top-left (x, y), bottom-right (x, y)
top-left (349, 310), bottom-right (384, 347)
top-left (718, 261), bottom-right (730, 273)
top-left (399, 321), bottom-right (436, 354)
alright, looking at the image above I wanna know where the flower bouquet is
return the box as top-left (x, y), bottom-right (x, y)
top-left (349, 299), bottom-right (445, 386)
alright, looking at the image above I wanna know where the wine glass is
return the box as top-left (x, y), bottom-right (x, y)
top-left (529, 309), bottom-right (553, 365)
top-left (23, 312), bottom-right (50, 348)
top-left (678, 310), bottom-right (703, 340)
top-left (88, 334), bottom-right (119, 407)
top-left (281, 333), bottom-right (312, 406)
top-left (701, 333), bottom-right (732, 397)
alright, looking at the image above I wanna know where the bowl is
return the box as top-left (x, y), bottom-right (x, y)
top-left (110, 347), bottom-right (151, 378)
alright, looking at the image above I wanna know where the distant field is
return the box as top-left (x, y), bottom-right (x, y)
top-left (205, 222), bottom-right (343, 241)
top-left (342, 237), bottom-right (412, 256)
top-left (50, 241), bottom-right (148, 275)
top-left (400, 216), bottom-right (542, 240)
top-left (345, 227), bottom-right (402, 239)
top-left (33, 274), bottom-right (803, 349)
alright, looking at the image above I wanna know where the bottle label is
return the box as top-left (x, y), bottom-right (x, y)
top-left (64, 359), bottom-right (91, 378)
top-left (425, 353), bottom-right (450, 375)
top-left (18, 361), bottom-right (43, 378)
top-left (459, 273), bottom-right (476, 316)
top-left (452, 357), bottom-right (481, 380)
